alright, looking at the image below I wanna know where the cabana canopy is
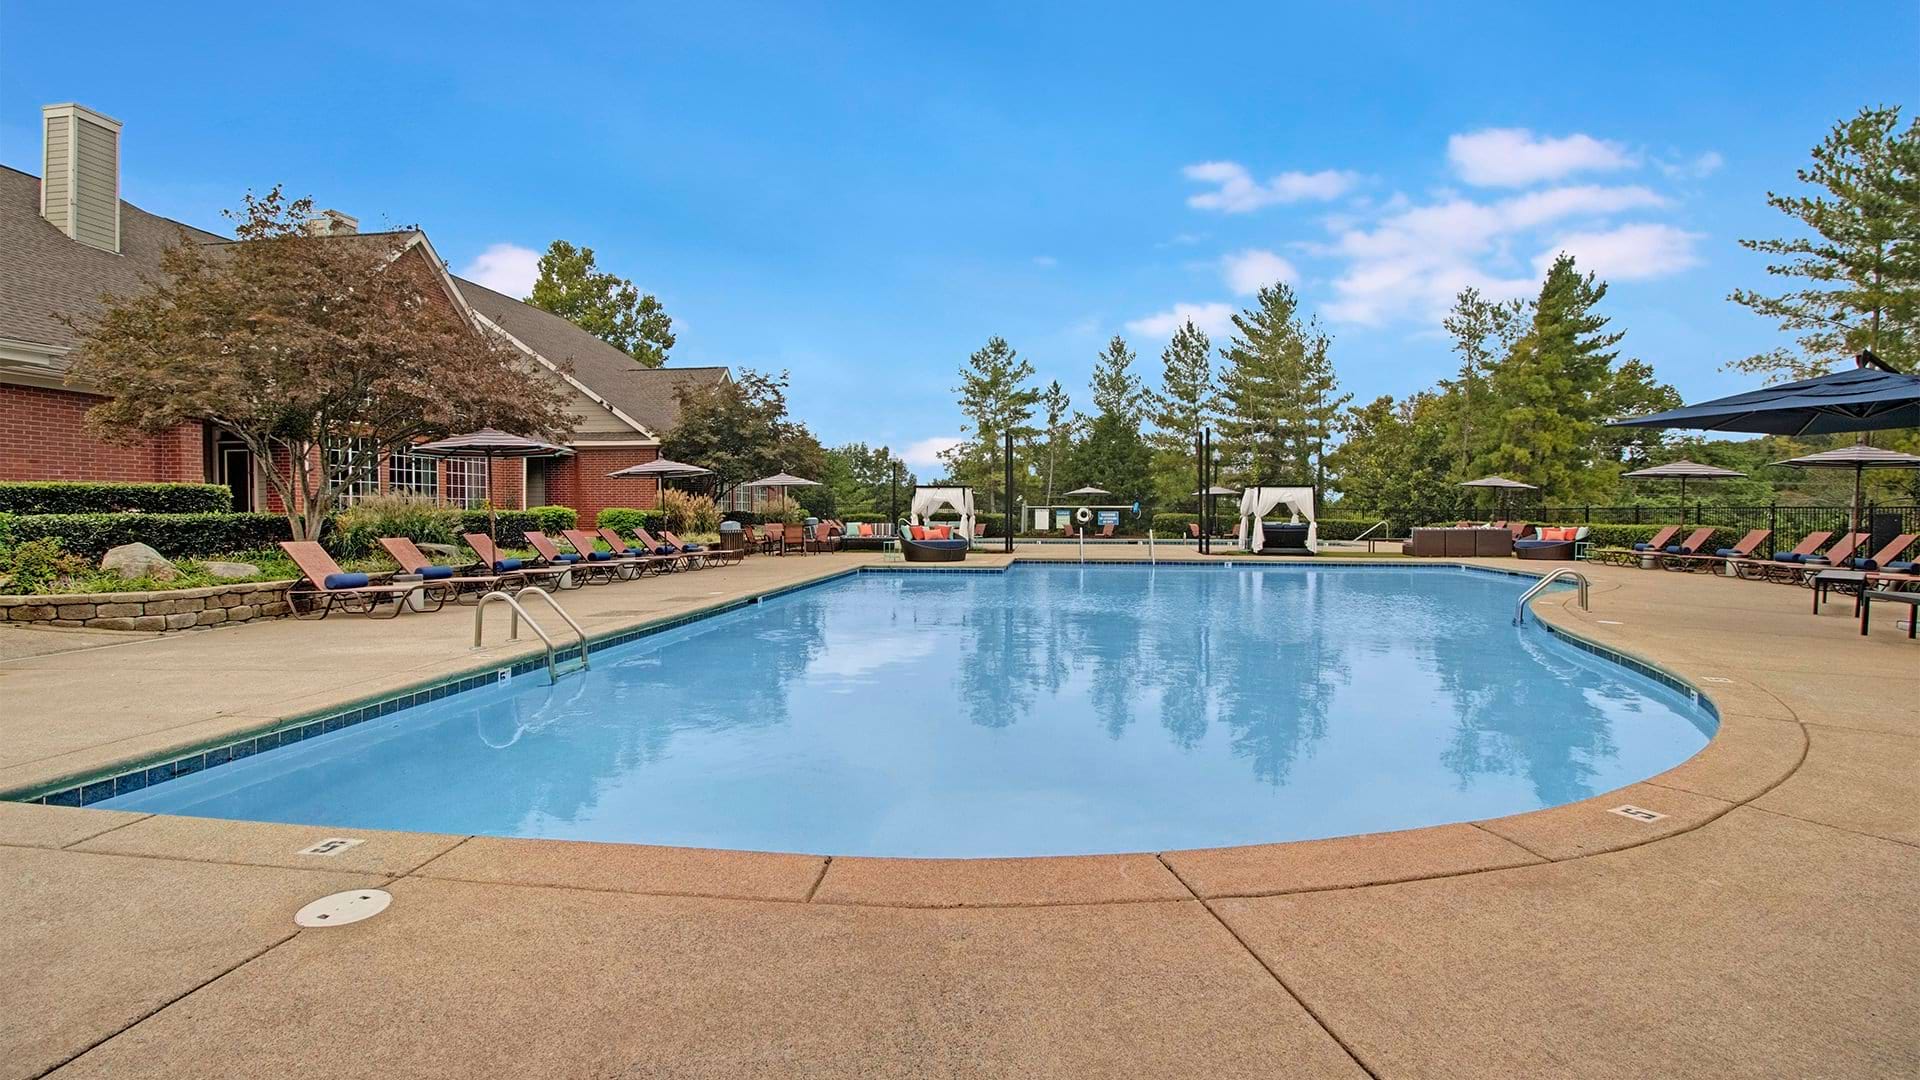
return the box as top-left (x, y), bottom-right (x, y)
top-left (1236, 486), bottom-right (1316, 552)
top-left (909, 485), bottom-right (975, 537)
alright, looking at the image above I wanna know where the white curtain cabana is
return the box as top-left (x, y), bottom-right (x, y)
top-left (909, 485), bottom-right (975, 537)
top-left (1236, 486), bottom-right (1316, 552)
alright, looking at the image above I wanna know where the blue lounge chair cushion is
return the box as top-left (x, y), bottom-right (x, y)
top-left (1849, 558), bottom-right (1878, 571)
top-left (1632, 542), bottom-right (1652, 551)
top-left (1715, 548), bottom-right (1739, 558)
top-left (550, 553), bottom-right (581, 564)
top-left (1888, 562), bottom-right (1915, 573)
top-left (654, 545), bottom-right (677, 556)
top-left (621, 547), bottom-right (644, 556)
top-left (1802, 555), bottom-right (1830, 565)
top-left (1664, 545), bottom-right (1683, 554)
top-left (588, 551), bottom-right (612, 561)
top-left (323, 572), bottom-right (369, 590)
top-left (1773, 553), bottom-right (1803, 563)
top-left (680, 542), bottom-right (704, 551)
top-left (493, 558), bottom-right (523, 572)
top-left (417, 565), bottom-right (455, 580)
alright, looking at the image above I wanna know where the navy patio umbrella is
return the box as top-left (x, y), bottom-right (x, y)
top-left (1611, 352), bottom-right (1920, 436)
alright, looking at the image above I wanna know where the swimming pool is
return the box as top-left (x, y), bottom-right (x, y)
top-left (99, 564), bottom-right (1715, 857)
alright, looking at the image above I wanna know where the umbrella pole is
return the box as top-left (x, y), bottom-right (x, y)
top-left (487, 451), bottom-right (498, 545)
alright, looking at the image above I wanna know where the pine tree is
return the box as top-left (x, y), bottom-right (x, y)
top-left (1483, 255), bottom-right (1629, 499)
top-left (528, 241), bottom-right (676, 366)
top-left (1089, 335), bottom-right (1145, 422)
top-left (1440, 287), bottom-right (1527, 477)
top-left (943, 336), bottom-right (1041, 513)
top-left (1216, 285), bottom-right (1349, 501)
top-left (1729, 105), bottom-right (1920, 379)
top-left (1143, 320), bottom-right (1215, 506)
top-left (1040, 379), bottom-right (1073, 506)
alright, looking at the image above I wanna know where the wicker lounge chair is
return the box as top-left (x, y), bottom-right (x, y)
top-left (280, 540), bottom-right (440, 620)
top-left (377, 536), bottom-right (520, 603)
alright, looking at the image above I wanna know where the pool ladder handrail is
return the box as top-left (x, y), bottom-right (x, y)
top-left (1514, 568), bottom-right (1590, 626)
top-left (474, 587), bottom-right (590, 683)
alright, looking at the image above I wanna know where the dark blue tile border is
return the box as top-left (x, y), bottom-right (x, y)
top-left (16, 556), bottom-right (1713, 808)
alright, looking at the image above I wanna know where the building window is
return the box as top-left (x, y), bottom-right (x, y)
top-left (325, 437), bottom-right (380, 506)
top-left (446, 458), bottom-right (488, 508)
top-left (389, 448), bottom-right (439, 500)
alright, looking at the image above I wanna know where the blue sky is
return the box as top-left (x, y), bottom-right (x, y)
top-left (3, 3), bottom-right (1915, 468)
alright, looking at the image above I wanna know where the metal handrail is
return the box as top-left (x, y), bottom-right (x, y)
top-left (473, 587), bottom-right (590, 683)
top-left (1514, 568), bottom-right (1590, 626)
top-left (1352, 519), bottom-right (1390, 542)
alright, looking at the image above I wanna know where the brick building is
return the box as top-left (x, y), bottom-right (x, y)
top-left (0, 103), bottom-right (730, 525)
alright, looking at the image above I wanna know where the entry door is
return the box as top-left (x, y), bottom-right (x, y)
top-left (525, 458), bottom-right (548, 507)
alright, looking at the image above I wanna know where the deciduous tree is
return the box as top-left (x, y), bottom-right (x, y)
top-left (66, 187), bottom-right (574, 541)
top-left (529, 240), bottom-right (676, 367)
top-left (664, 369), bottom-right (826, 506)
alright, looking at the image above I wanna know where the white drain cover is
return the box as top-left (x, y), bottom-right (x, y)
top-left (295, 889), bottom-right (392, 927)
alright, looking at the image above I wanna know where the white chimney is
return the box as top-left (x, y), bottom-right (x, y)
top-left (41, 103), bottom-right (122, 254)
top-left (304, 209), bottom-right (359, 237)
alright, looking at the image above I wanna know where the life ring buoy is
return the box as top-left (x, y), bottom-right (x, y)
top-left (1074, 506), bottom-right (1093, 524)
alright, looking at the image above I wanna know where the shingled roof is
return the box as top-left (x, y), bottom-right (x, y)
top-left (453, 277), bottom-right (728, 437)
top-left (0, 162), bottom-right (725, 439)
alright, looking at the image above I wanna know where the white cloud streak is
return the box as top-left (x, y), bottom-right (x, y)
top-left (1533, 223), bottom-right (1703, 280)
top-left (1183, 161), bottom-right (1358, 213)
top-left (1447, 128), bottom-right (1635, 187)
top-left (458, 243), bottom-right (542, 297)
top-left (1221, 249), bottom-right (1298, 295)
top-left (1126, 302), bottom-right (1237, 339)
top-left (901, 436), bottom-right (962, 470)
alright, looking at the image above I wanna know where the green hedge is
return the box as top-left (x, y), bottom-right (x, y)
top-left (0, 481), bottom-right (234, 515)
top-left (0, 512), bottom-right (293, 559)
top-left (596, 507), bottom-right (667, 536)
top-left (455, 506), bottom-right (576, 547)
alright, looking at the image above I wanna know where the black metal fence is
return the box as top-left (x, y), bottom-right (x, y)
top-left (1348, 504), bottom-right (1919, 556)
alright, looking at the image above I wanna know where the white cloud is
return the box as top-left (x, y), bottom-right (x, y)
top-left (1221, 249), bottom-right (1298, 295)
top-left (901, 436), bottom-right (962, 470)
top-left (1447, 128), bottom-right (1635, 187)
top-left (1183, 161), bottom-right (1358, 213)
top-left (1657, 150), bottom-right (1724, 180)
top-left (1319, 184), bottom-right (1671, 324)
top-left (1126, 302), bottom-right (1237, 339)
top-left (458, 243), bottom-right (541, 297)
top-left (1533, 223), bottom-right (1703, 280)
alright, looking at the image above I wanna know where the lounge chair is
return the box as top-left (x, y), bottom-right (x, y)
top-left (462, 533), bottom-right (576, 591)
top-left (1590, 525), bottom-right (1681, 567)
top-left (1097, 523), bottom-right (1116, 539)
top-left (279, 540), bottom-right (440, 620)
top-left (564, 528), bottom-right (662, 579)
top-left (1646, 527), bottom-right (1717, 568)
top-left (635, 528), bottom-right (704, 568)
top-left (529, 530), bottom-right (630, 584)
top-left (377, 536), bottom-right (520, 603)
top-left (1663, 529), bottom-right (1770, 575)
top-left (1784, 532), bottom-right (1869, 586)
top-left (1736, 530), bottom-right (1833, 581)
top-left (667, 528), bottom-right (742, 564)
top-left (1822, 533), bottom-right (1920, 596)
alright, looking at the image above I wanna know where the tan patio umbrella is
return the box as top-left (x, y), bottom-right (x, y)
top-left (1621, 460), bottom-right (1746, 523)
top-left (411, 428), bottom-right (572, 542)
top-left (1457, 475), bottom-right (1537, 520)
top-left (1771, 445), bottom-right (1920, 539)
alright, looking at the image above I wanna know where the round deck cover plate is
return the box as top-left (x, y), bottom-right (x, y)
top-left (295, 889), bottom-right (392, 927)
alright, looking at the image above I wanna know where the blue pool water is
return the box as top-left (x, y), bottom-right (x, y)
top-left (101, 565), bottom-right (1715, 857)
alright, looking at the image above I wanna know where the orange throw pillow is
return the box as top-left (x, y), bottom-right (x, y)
top-left (932, 525), bottom-right (951, 539)
top-left (859, 522), bottom-right (874, 537)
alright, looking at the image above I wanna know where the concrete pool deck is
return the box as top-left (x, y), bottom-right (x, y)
top-left (1, 548), bottom-right (1915, 1077)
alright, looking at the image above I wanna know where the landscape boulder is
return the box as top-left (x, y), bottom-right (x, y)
top-left (100, 543), bottom-right (179, 582)
top-left (201, 560), bottom-right (261, 580)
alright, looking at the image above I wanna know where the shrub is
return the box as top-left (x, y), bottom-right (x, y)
top-left (761, 495), bottom-right (807, 527)
top-left (0, 537), bottom-right (91, 592)
top-left (1540, 522), bottom-right (1742, 552)
top-left (597, 507), bottom-right (667, 536)
top-left (455, 506), bottom-right (577, 547)
top-left (330, 494), bottom-right (459, 558)
top-left (0, 481), bottom-right (233, 515)
top-left (3, 512), bottom-right (294, 559)
top-left (661, 489), bottom-right (722, 534)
